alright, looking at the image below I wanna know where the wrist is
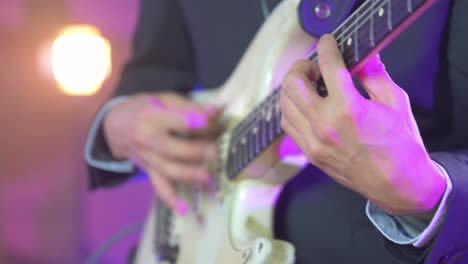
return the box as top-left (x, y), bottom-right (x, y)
top-left (103, 102), bottom-right (132, 160)
top-left (402, 155), bottom-right (446, 216)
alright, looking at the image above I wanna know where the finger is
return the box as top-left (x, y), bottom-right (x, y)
top-left (147, 96), bottom-right (215, 134)
top-left (148, 136), bottom-right (217, 163)
top-left (287, 59), bottom-right (322, 82)
top-left (282, 117), bottom-right (356, 190)
top-left (280, 89), bottom-right (318, 137)
top-left (280, 116), bottom-right (310, 156)
top-left (158, 93), bottom-right (216, 114)
top-left (356, 54), bottom-right (402, 107)
top-left (157, 94), bottom-right (221, 132)
top-left (281, 61), bottom-right (322, 122)
top-left (148, 171), bottom-right (188, 216)
top-left (316, 34), bottom-right (358, 99)
top-left (179, 109), bottom-right (223, 139)
top-left (141, 150), bottom-right (211, 184)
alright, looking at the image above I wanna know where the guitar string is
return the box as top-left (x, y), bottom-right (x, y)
top-left (229, 0), bottom-right (403, 145)
top-left (229, 0), bottom-right (391, 139)
top-left (226, 1), bottom-right (411, 176)
top-left (153, 0), bottom-right (409, 254)
top-left (229, 0), bottom-right (387, 139)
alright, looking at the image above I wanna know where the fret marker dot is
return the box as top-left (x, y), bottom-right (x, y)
top-left (347, 38), bottom-right (353, 46)
top-left (378, 8), bottom-right (384, 17)
top-left (252, 127), bottom-right (258, 134)
top-left (266, 110), bottom-right (272, 121)
top-left (241, 138), bottom-right (246, 145)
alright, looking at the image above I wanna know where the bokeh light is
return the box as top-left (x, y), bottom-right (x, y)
top-left (51, 25), bottom-right (111, 96)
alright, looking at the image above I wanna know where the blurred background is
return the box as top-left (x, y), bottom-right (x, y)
top-left (0, 0), bottom-right (154, 263)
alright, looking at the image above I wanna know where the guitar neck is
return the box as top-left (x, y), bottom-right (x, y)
top-left (225, 0), bottom-right (435, 180)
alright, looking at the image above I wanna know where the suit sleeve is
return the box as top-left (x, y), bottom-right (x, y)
top-left (87, 0), bottom-right (196, 189)
top-left (422, 1), bottom-right (468, 260)
top-left (384, 0), bottom-right (468, 262)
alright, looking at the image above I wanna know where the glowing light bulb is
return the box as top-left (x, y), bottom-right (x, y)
top-left (51, 25), bottom-right (111, 96)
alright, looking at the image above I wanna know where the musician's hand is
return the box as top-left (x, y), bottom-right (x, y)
top-left (103, 92), bottom-right (220, 215)
top-left (279, 34), bottom-right (445, 215)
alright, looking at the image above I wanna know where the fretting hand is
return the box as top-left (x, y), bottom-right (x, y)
top-left (279, 35), bottom-right (445, 215)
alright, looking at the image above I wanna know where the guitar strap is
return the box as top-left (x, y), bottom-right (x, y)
top-left (299, 0), bottom-right (359, 37)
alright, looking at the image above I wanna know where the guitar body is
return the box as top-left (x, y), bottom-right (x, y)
top-left (135, 0), bottom-right (316, 263)
top-left (133, 0), bottom-right (439, 261)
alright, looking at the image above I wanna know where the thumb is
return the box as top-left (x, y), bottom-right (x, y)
top-left (357, 54), bottom-right (401, 107)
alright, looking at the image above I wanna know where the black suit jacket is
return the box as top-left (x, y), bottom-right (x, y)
top-left (87, 0), bottom-right (468, 263)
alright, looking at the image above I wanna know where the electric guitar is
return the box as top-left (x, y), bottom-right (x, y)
top-left (134, 0), bottom-right (437, 263)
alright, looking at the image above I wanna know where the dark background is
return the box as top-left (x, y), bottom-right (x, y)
top-left (0, 1), bottom-right (153, 263)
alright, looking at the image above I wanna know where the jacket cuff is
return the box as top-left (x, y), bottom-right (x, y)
top-left (366, 160), bottom-right (452, 247)
top-left (84, 96), bottom-right (135, 174)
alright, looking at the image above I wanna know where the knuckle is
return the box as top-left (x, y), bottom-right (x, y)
top-left (129, 129), bottom-right (147, 147)
top-left (280, 117), bottom-right (290, 131)
top-left (398, 88), bottom-right (410, 104)
top-left (281, 75), bottom-right (298, 91)
top-left (161, 162), bottom-right (176, 177)
top-left (178, 167), bottom-right (193, 182)
top-left (337, 102), bottom-right (358, 124)
top-left (291, 60), bottom-right (310, 72)
top-left (159, 189), bottom-right (175, 205)
top-left (306, 142), bottom-right (323, 162)
top-left (136, 106), bottom-right (155, 122)
top-left (315, 125), bottom-right (334, 144)
top-left (183, 144), bottom-right (204, 160)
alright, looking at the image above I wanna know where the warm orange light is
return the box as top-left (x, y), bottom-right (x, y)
top-left (51, 25), bottom-right (111, 96)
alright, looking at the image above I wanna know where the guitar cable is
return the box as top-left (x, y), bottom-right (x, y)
top-left (84, 222), bottom-right (144, 264)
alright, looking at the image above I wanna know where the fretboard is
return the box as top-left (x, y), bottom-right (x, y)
top-left (226, 0), bottom-right (433, 180)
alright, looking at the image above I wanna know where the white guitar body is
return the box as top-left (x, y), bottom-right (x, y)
top-left (135, 0), bottom-right (317, 263)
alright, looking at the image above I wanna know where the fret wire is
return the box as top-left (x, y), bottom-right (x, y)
top-left (328, 0), bottom-right (413, 61)
top-left (354, 7), bottom-right (360, 62)
top-left (340, 0), bottom-right (409, 67)
top-left (328, 0), bottom-right (388, 51)
top-left (232, 0), bottom-right (396, 145)
top-left (231, 90), bottom-right (277, 142)
top-left (248, 122), bottom-right (255, 160)
top-left (228, 0), bottom-right (422, 176)
top-left (344, 0), bottom-right (387, 67)
top-left (387, 0), bottom-right (393, 31)
top-left (231, 101), bottom-right (261, 143)
top-left (342, 2), bottom-right (409, 68)
top-left (332, 0), bottom-right (381, 41)
top-left (266, 101), bottom-right (273, 142)
top-left (302, 0), bottom-right (389, 65)
top-left (243, 134), bottom-right (248, 168)
top-left (334, 0), bottom-right (389, 48)
top-left (370, 0), bottom-right (376, 46)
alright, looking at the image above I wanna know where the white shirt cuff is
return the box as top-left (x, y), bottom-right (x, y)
top-left (84, 96), bottom-right (135, 173)
top-left (366, 160), bottom-right (453, 247)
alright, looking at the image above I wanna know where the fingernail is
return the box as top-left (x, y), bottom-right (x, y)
top-left (176, 199), bottom-right (188, 216)
top-left (186, 112), bottom-right (207, 129)
top-left (149, 96), bottom-right (163, 108)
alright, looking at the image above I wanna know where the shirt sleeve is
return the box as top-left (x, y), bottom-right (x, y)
top-left (365, 160), bottom-right (453, 247)
top-left (84, 96), bottom-right (134, 174)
